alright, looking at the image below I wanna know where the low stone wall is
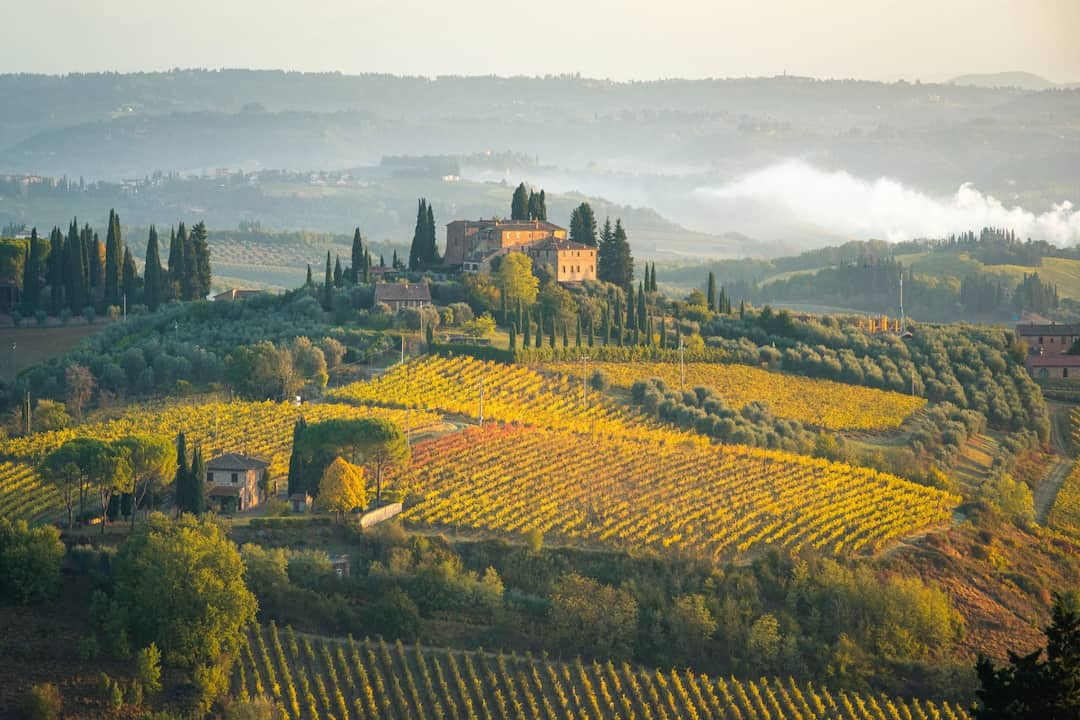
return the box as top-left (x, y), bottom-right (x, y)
top-left (359, 502), bottom-right (403, 529)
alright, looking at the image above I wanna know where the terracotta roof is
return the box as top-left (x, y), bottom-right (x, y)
top-left (526, 236), bottom-right (594, 252)
top-left (1016, 323), bottom-right (1080, 336)
top-left (374, 282), bottom-right (431, 303)
top-left (207, 453), bottom-right (269, 470)
top-left (448, 218), bottom-right (565, 233)
top-left (1028, 354), bottom-right (1080, 367)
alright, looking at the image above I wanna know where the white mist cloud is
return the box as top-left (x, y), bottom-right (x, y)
top-left (697, 160), bottom-right (1080, 245)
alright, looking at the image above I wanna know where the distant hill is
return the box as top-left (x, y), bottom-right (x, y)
top-left (947, 71), bottom-right (1058, 91)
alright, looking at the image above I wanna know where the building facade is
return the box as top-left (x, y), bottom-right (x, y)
top-left (374, 282), bottom-right (432, 312)
top-left (206, 453), bottom-right (268, 513)
top-left (525, 238), bottom-right (597, 283)
top-left (445, 219), bottom-right (567, 266)
top-left (1015, 322), bottom-right (1080, 380)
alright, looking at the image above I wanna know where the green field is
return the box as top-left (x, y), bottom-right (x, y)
top-left (896, 251), bottom-right (1080, 301)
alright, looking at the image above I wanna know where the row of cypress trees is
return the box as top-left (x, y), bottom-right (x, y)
top-left (408, 198), bottom-right (440, 270)
top-left (173, 432), bottom-right (206, 515)
top-left (18, 210), bottom-right (212, 315)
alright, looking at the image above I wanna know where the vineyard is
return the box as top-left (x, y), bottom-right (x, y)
top-left (327, 356), bottom-right (687, 444)
top-left (543, 362), bottom-right (925, 432)
top-left (402, 424), bottom-right (960, 560)
top-left (1049, 461), bottom-right (1080, 542)
top-left (0, 400), bottom-right (441, 523)
top-left (234, 624), bottom-right (970, 720)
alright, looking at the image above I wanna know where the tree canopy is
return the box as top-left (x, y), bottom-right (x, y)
top-left (317, 457), bottom-right (368, 519)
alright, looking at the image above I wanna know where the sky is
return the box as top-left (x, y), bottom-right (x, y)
top-left (4, 0), bottom-right (1079, 83)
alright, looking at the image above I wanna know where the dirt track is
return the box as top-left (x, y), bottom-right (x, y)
top-left (1035, 402), bottom-right (1075, 524)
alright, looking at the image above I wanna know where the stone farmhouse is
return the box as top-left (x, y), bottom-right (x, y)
top-left (206, 453), bottom-right (268, 513)
top-left (1015, 322), bottom-right (1080, 379)
top-left (446, 218), bottom-right (596, 283)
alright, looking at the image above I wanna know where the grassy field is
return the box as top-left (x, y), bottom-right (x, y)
top-left (0, 323), bottom-right (107, 380)
top-left (896, 250), bottom-right (1080, 300)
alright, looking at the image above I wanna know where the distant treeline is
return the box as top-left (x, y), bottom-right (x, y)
top-left (4, 209), bottom-right (211, 317)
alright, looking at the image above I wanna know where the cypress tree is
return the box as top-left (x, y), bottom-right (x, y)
top-left (511, 183), bottom-right (529, 220)
top-left (538, 190), bottom-right (547, 221)
top-left (574, 316), bottom-right (581, 347)
top-left (333, 255), bottom-right (343, 287)
top-left (651, 264), bottom-right (658, 292)
top-left (144, 226), bottom-right (163, 311)
top-left (350, 228), bottom-right (363, 283)
top-left (509, 322), bottom-right (517, 351)
top-left (707, 271), bottom-right (716, 310)
top-left (174, 432), bottom-right (189, 515)
top-left (176, 223), bottom-right (194, 301)
top-left (562, 321), bottom-right (569, 348)
top-left (409, 198), bottom-right (427, 270)
top-left (323, 251), bottom-right (333, 311)
top-left (104, 210), bottom-right (121, 308)
top-left (587, 316), bottom-right (594, 347)
top-left (637, 281), bottom-right (647, 331)
top-left (305, 264), bottom-right (313, 287)
top-left (121, 246), bottom-right (138, 308)
top-left (167, 226), bottom-right (180, 281)
top-left (569, 203), bottom-right (597, 246)
top-left (425, 202), bottom-right (438, 265)
top-left (65, 220), bottom-right (85, 313)
top-left (21, 228), bottom-right (40, 312)
top-left (534, 309), bottom-right (542, 348)
top-left (548, 313), bottom-right (556, 349)
top-left (392, 250), bottom-right (399, 269)
top-left (604, 303), bottom-right (611, 346)
top-left (88, 227), bottom-right (103, 292)
top-left (287, 416), bottom-right (308, 497)
top-left (189, 445), bottom-right (206, 515)
top-left (48, 227), bottom-right (64, 314)
top-left (79, 225), bottom-right (92, 299)
top-left (660, 315), bottom-right (668, 347)
top-left (523, 313), bottom-right (531, 347)
top-left (739, 300), bottom-right (745, 320)
top-left (189, 221), bottom-right (211, 300)
top-left (363, 249), bottom-right (371, 283)
top-left (626, 283), bottom-right (636, 329)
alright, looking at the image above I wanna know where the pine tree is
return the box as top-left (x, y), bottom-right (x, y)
top-left (144, 226), bottom-right (163, 311)
top-left (189, 221), bottom-right (211, 300)
top-left (511, 183), bottom-right (529, 220)
top-left (601, 219), bottom-right (634, 292)
top-left (21, 228), bottom-right (40, 312)
top-left (323, 251), bottom-right (333, 311)
top-left (350, 228), bottom-right (363, 283)
top-left (189, 445), bottom-right (206, 515)
top-left (104, 210), bottom-right (122, 308)
top-left (333, 256), bottom-right (343, 287)
top-left (174, 432), bottom-right (189, 515)
top-left (707, 271), bottom-right (716, 310)
top-left (569, 203), bottom-right (598, 246)
top-left (121, 246), bottom-right (138, 309)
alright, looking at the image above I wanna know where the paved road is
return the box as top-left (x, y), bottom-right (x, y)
top-left (1035, 402), bottom-right (1075, 524)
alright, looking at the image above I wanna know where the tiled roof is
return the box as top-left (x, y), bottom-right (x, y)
top-left (1016, 323), bottom-right (1080, 336)
top-left (207, 453), bottom-right (269, 470)
top-left (374, 282), bottom-right (432, 303)
top-left (526, 236), bottom-right (594, 252)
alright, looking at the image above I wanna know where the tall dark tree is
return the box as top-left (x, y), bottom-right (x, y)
top-left (166, 226), bottom-right (181, 285)
top-left (121, 246), bottom-right (139, 309)
top-left (599, 218), bottom-right (634, 291)
top-left (173, 432), bottom-right (189, 516)
top-left (104, 210), bottom-right (122, 308)
top-left (511, 183), bottom-right (529, 220)
top-left (188, 445), bottom-right (206, 515)
top-left (175, 223), bottom-right (195, 301)
top-left (143, 226), bottom-right (164, 311)
top-left (305, 263), bottom-right (313, 287)
top-left (333, 256), bottom-right (343, 287)
top-left (362, 249), bottom-right (371, 283)
top-left (323, 251), bottom-right (333, 311)
top-left (425, 202), bottom-right (438, 265)
top-left (88, 229), bottom-right (103, 292)
top-left (287, 416), bottom-right (309, 497)
top-left (48, 227), bottom-right (64, 314)
top-left (569, 203), bottom-right (598, 246)
top-left (350, 228), bottom-right (364, 283)
top-left (65, 220), bottom-right (86, 313)
top-left (529, 189), bottom-right (548, 221)
top-left (637, 281), bottom-right (647, 332)
top-left (707, 271), bottom-right (716, 310)
top-left (21, 228), bottom-right (41, 312)
top-left (626, 283), bottom-right (636, 329)
top-left (409, 199), bottom-right (429, 270)
top-left (189, 221), bottom-right (211, 300)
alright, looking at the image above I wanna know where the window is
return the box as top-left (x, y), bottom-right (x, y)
top-left (1039, 336), bottom-right (1044, 343)
top-left (231, 472), bottom-right (239, 485)
top-left (206, 472), bottom-right (213, 484)
top-left (1051, 337), bottom-right (1055, 343)
top-left (1065, 368), bottom-right (1070, 378)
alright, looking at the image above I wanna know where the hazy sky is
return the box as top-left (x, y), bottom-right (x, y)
top-left (4, 0), bottom-right (1079, 82)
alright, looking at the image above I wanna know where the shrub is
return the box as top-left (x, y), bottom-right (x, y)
top-left (20, 683), bottom-right (61, 720)
top-left (135, 643), bottom-right (162, 695)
